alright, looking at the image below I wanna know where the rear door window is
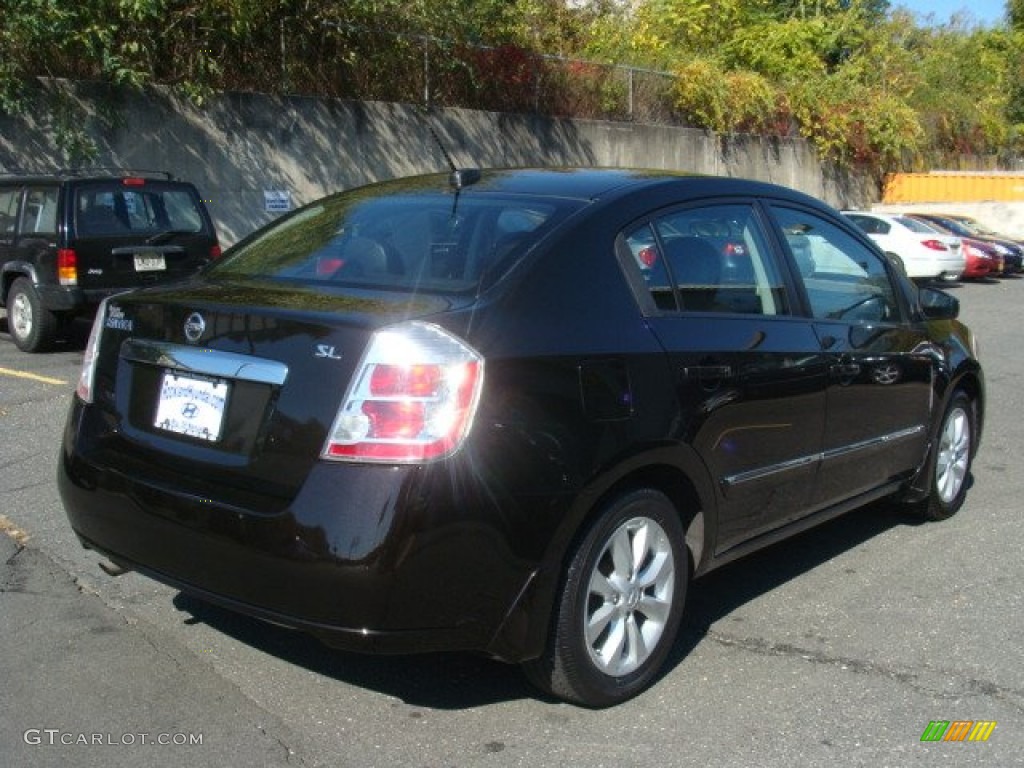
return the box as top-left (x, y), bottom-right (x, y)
top-left (623, 203), bottom-right (790, 316)
top-left (20, 187), bottom-right (58, 234)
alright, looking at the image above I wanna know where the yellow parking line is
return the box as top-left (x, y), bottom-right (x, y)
top-left (0, 366), bottom-right (68, 386)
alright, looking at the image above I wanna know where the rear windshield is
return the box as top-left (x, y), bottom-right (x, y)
top-left (895, 216), bottom-right (940, 234)
top-left (209, 190), bottom-right (581, 293)
top-left (74, 181), bottom-right (207, 237)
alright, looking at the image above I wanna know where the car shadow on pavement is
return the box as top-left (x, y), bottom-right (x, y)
top-left (171, 498), bottom-right (928, 710)
top-left (172, 593), bottom-right (537, 710)
top-left (671, 499), bottom-right (919, 663)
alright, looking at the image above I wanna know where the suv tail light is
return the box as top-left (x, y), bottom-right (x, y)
top-left (921, 239), bottom-right (948, 251)
top-left (58, 248), bottom-right (78, 286)
top-left (77, 300), bottom-right (108, 403)
top-left (323, 322), bottom-right (484, 463)
top-left (210, 244), bottom-right (222, 259)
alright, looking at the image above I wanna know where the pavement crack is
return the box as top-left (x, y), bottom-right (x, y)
top-left (706, 628), bottom-right (1024, 714)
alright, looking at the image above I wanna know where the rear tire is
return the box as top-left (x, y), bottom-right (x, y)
top-left (918, 391), bottom-right (974, 521)
top-left (522, 489), bottom-right (688, 707)
top-left (7, 277), bottom-right (58, 353)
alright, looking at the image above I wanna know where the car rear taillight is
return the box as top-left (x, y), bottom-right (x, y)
top-left (57, 248), bottom-right (78, 286)
top-left (77, 300), bottom-right (107, 403)
top-left (323, 322), bottom-right (484, 463)
top-left (210, 244), bottom-right (222, 259)
top-left (922, 239), bottom-right (948, 251)
top-left (122, 177), bottom-right (146, 186)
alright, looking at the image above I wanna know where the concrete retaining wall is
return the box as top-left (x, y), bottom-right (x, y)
top-left (0, 80), bottom-right (872, 245)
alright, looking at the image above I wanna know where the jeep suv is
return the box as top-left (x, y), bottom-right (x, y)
top-left (0, 170), bottom-right (220, 352)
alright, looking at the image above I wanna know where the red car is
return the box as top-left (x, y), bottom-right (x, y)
top-left (959, 238), bottom-right (999, 280)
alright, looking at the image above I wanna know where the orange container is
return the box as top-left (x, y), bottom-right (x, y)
top-left (883, 173), bottom-right (1024, 203)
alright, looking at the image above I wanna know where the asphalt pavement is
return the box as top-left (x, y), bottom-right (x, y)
top-left (1, 280), bottom-right (1023, 767)
top-left (0, 526), bottom-right (306, 767)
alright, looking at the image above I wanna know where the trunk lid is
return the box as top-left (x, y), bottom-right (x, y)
top-left (89, 278), bottom-right (463, 511)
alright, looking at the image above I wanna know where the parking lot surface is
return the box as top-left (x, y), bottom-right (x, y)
top-left (1, 278), bottom-right (1021, 767)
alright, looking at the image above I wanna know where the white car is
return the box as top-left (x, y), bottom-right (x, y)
top-left (843, 211), bottom-right (965, 281)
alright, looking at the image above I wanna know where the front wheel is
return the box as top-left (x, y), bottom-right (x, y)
top-left (522, 489), bottom-right (688, 707)
top-left (918, 391), bottom-right (975, 521)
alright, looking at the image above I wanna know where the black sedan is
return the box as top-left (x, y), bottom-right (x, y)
top-left (59, 168), bottom-right (984, 707)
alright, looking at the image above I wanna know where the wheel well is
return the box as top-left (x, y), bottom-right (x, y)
top-left (1, 269), bottom-right (29, 306)
top-left (583, 464), bottom-right (706, 572)
top-left (953, 373), bottom-right (984, 450)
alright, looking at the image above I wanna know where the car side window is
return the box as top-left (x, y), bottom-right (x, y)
top-left (21, 187), bottom-right (58, 234)
top-left (624, 203), bottom-right (789, 315)
top-left (773, 206), bottom-right (899, 323)
top-left (0, 188), bottom-right (20, 237)
top-left (847, 215), bottom-right (888, 235)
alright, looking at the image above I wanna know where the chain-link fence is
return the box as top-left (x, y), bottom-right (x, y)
top-left (226, 22), bottom-right (684, 125)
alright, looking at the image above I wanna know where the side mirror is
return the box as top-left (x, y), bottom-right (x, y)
top-left (919, 286), bottom-right (959, 320)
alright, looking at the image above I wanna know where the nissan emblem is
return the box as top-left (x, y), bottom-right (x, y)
top-left (183, 312), bottom-right (206, 343)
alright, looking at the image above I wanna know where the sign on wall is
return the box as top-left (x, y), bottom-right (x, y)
top-left (263, 189), bottom-right (292, 213)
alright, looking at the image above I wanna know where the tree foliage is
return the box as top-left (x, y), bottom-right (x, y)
top-left (0, 0), bottom-right (1018, 170)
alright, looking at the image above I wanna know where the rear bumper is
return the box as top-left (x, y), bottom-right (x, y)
top-left (905, 256), bottom-right (965, 281)
top-left (57, 399), bottom-right (546, 660)
top-left (37, 285), bottom-right (123, 313)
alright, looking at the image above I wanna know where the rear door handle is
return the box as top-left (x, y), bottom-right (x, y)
top-left (830, 363), bottom-right (861, 378)
top-left (683, 365), bottom-right (733, 379)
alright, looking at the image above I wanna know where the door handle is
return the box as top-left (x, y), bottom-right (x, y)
top-left (683, 365), bottom-right (733, 379)
top-left (830, 362), bottom-right (861, 378)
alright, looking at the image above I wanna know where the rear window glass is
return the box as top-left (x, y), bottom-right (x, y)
top-left (74, 182), bottom-right (206, 237)
top-left (895, 216), bottom-right (937, 233)
top-left (210, 191), bottom-right (579, 293)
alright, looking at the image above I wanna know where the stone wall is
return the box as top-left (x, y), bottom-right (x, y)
top-left (0, 80), bottom-right (874, 245)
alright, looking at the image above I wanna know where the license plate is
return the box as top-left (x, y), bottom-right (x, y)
top-left (154, 372), bottom-right (228, 442)
top-left (134, 252), bottom-right (166, 271)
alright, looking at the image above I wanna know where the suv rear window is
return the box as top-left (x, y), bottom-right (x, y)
top-left (74, 181), bottom-right (206, 237)
top-left (209, 191), bottom-right (581, 293)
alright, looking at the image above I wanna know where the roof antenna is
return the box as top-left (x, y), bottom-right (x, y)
top-left (418, 105), bottom-right (481, 191)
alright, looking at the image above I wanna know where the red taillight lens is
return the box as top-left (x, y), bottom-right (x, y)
top-left (323, 322), bottom-right (484, 463)
top-left (370, 364), bottom-right (442, 397)
top-left (57, 248), bottom-right (77, 286)
top-left (77, 300), bottom-right (107, 403)
top-left (637, 246), bottom-right (658, 268)
top-left (209, 244), bottom-right (222, 259)
top-left (363, 401), bottom-right (426, 440)
top-left (922, 239), bottom-right (947, 251)
top-left (122, 177), bottom-right (146, 186)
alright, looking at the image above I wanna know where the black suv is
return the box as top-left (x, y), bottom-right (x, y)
top-left (0, 170), bottom-right (220, 352)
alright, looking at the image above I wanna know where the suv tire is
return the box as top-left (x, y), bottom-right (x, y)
top-left (7, 277), bottom-right (59, 353)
